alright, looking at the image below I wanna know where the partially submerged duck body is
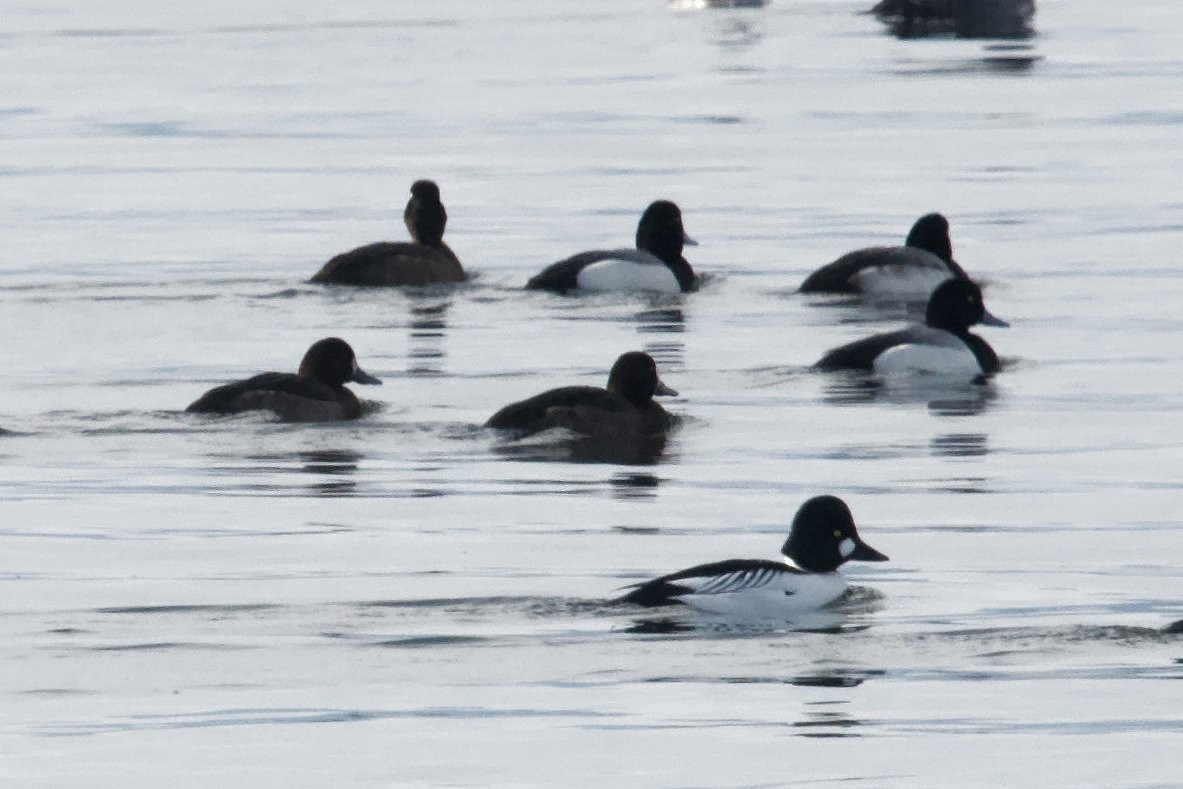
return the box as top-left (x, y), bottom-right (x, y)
top-left (311, 180), bottom-right (466, 286)
top-left (618, 495), bottom-right (889, 616)
top-left (527, 201), bottom-right (698, 294)
top-left (486, 351), bottom-right (677, 439)
top-left (186, 337), bottom-right (381, 422)
top-left (801, 213), bottom-right (970, 301)
top-left (815, 278), bottom-right (1008, 378)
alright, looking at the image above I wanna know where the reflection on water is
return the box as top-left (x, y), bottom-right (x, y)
top-left (670, 0), bottom-right (768, 11)
top-left (710, 15), bottom-right (766, 54)
top-left (980, 43), bottom-right (1043, 72)
top-left (407, 298), bottom-right (450, 377)
top-left (794, 709), bottom-right (861, 742)
top-left (298, 449), bottom-right (361, 476)
top-left (621, 608), bottom-right (854, 635)
top-left (635, 307), bottom-right (685, 369)
top-left (492, 431), bottom-right (670, 467)
top-left (822, 372), bottom-right (998, 416)
top-left (611, 472), bottom-right (663, 500)
top-left (299, 449), bottom-right (361, 497)
top-left (890, 46), bottom-right (1044, 76)
top-left (930, 432), bottom-right (988, 458)
top-left (203, 448), bottom-right (362, 497)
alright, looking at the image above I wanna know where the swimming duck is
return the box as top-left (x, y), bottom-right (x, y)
top-left (186, 337), bottom-right (381, 422)
top-left (800, 213), bottom-right (971, 300)
top-left (486, 351), bottom-right (677, 437)
top-left (526, 201), bottom-right (698, 294)
top-left (870, 0), bottom-right (1036, 40)
top-left (618, 495), bottom-right (888, 614)
top-left (311, 180), bottom-right (466, 286)
top-left (815, 278), bottom-right (1007, 377)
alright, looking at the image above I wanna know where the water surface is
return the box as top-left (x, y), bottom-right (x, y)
top-left (1, 1), bottom-right (1181, 786)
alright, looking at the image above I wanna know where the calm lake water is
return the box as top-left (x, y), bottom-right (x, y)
top-left (2, 1), bottom-right (1181, 786)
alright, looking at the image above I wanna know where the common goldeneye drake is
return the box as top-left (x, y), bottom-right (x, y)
top-left (526, 200), bottom-right (698, 294)
top-left (618, 495), bottom-right (888, 614)
top-left (800, 213), bottom-right (972, 300)
top-left (186, 337), bottom-right (381, 422)
top-left (486, 351), bottom-right (677, 438)
top-left (815, 277), bottom-right (1008, 378)
top-left (311, 180), bottom-right (467, 286)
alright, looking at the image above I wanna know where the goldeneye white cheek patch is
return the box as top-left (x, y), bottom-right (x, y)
top-left (838, 538), bottom-right (856, 558)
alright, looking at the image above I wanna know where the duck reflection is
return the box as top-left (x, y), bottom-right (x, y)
top-left (214, 449), bottom-right (362, 497)
top-left (299, 449), bottom-right (362, 497)
top-left (611, 472), bottom-right (664, 500)
top-left (670, 0), bottom-right (768, 12)
top-left (711, 13), bottom-right (767, 54)
top-left (494, 432), bottom-right (670, 466)
top-left (791, 704), bottom-right (864, 738)
top-left (930, 432), bottom-right (988, 458)
top-left (621, 608), bottom-right (852, 635)
top-left (890, 43), bottom-right (1043, 76)
top-left (635, 307), bottom-right (686, 370)
top-left (407, 298), bottom-right (450, 377)
top-left (822, 373), bottom-right (998, 416)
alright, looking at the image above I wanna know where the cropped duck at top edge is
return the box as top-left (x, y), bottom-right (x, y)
top-left (617, 495), bottom-right (888, 615)
top-left (870, 0), bottom-right (1037, 40)
top-left (526, 200), bottom-right (698, 294)
top-left (800, 212), bottom-right (974, 301)
top-left (815, 277), bottom-right (1008, 378)
top-left (186, 337), bottom-right (381, 422)
top-left (485, 351), bottom-right (678, 439)
top-left (311, 179), bottom-right (467, 287)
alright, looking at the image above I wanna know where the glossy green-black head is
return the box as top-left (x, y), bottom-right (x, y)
top-left (605, 351), bottom-right (678, 408)
top-left (404, 179), bottom-right (447, 245)
top-left (780, 495), bottom-right (888, 573)
top-left (905, 212), bottom-right (953, 263)
top-left (298, 337), bottom-right (381, 388)
top-left (925, 277), bottom-right (1008, 333)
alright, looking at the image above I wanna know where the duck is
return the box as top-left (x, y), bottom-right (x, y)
top-left (617, 495), bottom-right (888, 614)
top-left (815, 277), bottom-right (1008, 378)
top-left (800, 213), bottom-right (972, 300)
top-left (310, 180), bottom-right (466, 286)
top-left (486, 351), bottom-right (677, 437)
top-left (526, 200), bottom-right (698, 294)
top-left (869, 0), bottom-right (1036, 40)
top-left (186, 337), bottom-right (381, 422)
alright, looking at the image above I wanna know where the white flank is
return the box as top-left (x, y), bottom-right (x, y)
top-left (679, 571), bottom-right (848, 617)
top-left (575, 253), bottom-right (681, 293)
top-left (851, 253), bottom-right (951, 299)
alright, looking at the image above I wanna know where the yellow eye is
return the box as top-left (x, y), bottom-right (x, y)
top-left (833, 529), bottom-right (842, 539)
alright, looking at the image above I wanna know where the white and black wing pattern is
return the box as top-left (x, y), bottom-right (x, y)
top-left (686, 562), bottom-right (793, 595)
top-left (619, 559), bottom-right (802, 607)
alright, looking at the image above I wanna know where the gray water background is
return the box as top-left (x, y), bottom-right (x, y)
top-left (1, 1), bottom-right (1181, 786)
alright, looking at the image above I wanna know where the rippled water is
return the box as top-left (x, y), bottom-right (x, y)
top-left (2, 1), bottom-right (1181, 786)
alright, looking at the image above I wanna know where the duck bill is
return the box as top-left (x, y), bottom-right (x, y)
top-left (352, 368), bottom-right (382, 386)
top-left (979, 309), bottom-right (1009, 328)
top-left (849, 539), bottom-right (888, 562)
top-left (682, 231), bottom-right (698, 247)
top-left (654, 379), bottom-right (679, 397)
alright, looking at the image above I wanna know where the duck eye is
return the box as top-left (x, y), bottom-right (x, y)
top-left (832, 529), bottom-right (843, 539)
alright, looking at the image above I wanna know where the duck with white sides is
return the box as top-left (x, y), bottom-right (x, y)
top-left (800, 212), bottom-right (973, 302)
top-left (815, 277), bottom-right (1008, 380)
top-left (617, 495), bottom-right (888, 616)
top-left (526, 200), bottom-right (698, 294)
